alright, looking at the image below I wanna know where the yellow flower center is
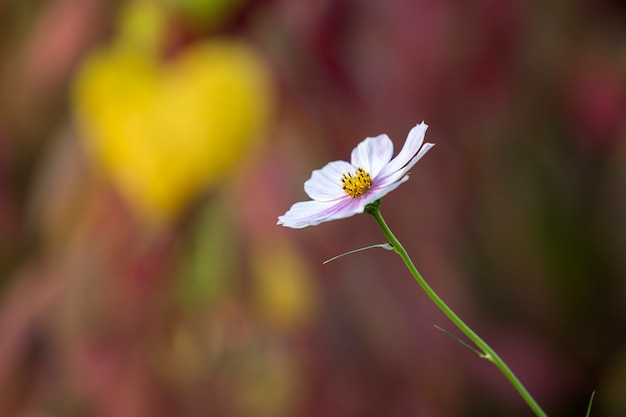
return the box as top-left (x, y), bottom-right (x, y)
top-left (341, 167), bottom-right (373, 198)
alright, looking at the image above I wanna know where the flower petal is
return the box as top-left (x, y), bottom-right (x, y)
top-left (350, 134), bottom-right (394, 177)
top-left (278, 200), bottom-right (343, 228)
top-left (376, 142), bottom-right (434, 187)
top-left (377, 122), bottom-right (428, 182)
top-left (304, 160), bottom-right (353, 201)
top-left (277, 192), bottom-right (370, 228)
top-left (363, 175), bottom-right (410, 204)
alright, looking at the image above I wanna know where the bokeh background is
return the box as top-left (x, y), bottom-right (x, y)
top-left (1, 0), bottom-right (626, 416)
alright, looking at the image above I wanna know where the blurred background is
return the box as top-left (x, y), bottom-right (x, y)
top-left (1, 0), bottom-right (626, 416)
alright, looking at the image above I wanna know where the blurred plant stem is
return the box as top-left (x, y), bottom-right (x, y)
top-left (365, 200), bottom-right (548, 417)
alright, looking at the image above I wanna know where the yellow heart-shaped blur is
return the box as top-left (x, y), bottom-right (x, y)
top-left (73, 39), bottom-right (273, 224)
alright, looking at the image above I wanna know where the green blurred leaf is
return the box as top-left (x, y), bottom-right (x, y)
top-left (177, 195), bottom-right (238, 309)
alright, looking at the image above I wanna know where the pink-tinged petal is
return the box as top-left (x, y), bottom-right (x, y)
top-left (350, 134), bottom-right (394, 177)
top-left (375, 142), bottom-right (434, 187)
top-left (277, 192), bottom-right (370, 228)
top-left (360, 176), bottom-right (410, 206)
top-left (278, 199), bottom-right (345, 228)
top-left (332, 197), bottom-right (372, 219)
top-left (377, 122), bottom-right (428, 181)
top-left (304, 160), bottom-right (353, 201)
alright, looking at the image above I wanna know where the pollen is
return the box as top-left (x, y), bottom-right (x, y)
top-left (341, 167), bottom-right (373, 198)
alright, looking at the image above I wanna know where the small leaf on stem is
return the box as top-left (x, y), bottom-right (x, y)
top-left (323, 243), bottom-right (393, 264)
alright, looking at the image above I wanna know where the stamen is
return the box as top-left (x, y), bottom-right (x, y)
top-left (341, 167), bottom-right (373, 198)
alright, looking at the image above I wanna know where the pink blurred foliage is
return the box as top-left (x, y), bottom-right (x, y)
top-left (1, 0), bottom-right (115, 141)
top-left (16, 0), bottom-right (112, 103)
top-left (1, 0), bottom-right (626, 416)
top-left (562, 51), bottom-right (626, 151)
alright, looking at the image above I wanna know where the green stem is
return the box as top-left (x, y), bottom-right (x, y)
top-left (366, 203), bottom-right (548, 417)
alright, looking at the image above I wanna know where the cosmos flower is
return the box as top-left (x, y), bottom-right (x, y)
top-left (277, 122), bottom-right (434, 228)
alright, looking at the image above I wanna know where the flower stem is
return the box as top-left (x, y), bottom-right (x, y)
top-left (366, 203), bottom-right (548, 417)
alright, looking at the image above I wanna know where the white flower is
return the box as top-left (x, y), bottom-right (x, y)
top-left (277, 122), bottom-right (434, 228)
